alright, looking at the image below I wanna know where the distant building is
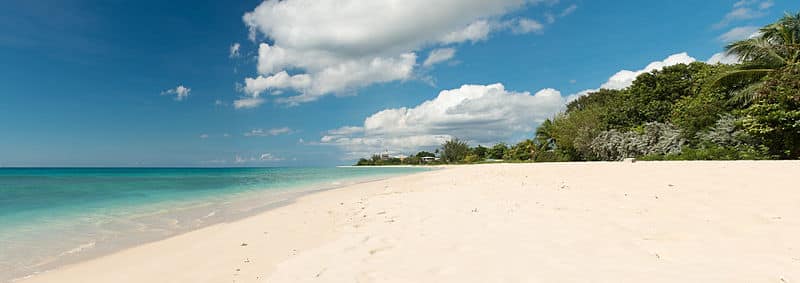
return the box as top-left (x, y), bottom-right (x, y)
top-left (421, 156), bottom-right (438, 163)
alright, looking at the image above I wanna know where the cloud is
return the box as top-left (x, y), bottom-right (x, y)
top-left (259, 153), bottom-right (284, 161)
top-left (559, 4), bottom-right (577, 17)
top-left (233, 97), bottom-right (265, 109)
top-left (439, 20), bottom-right (495, 44)
top-left (713, 0), bottom-right (772, 29)
top-left (320, 83), bottom-right (564, 158)
top-left (423, 48), bottom-right (456, 67)
top-left (244, 127), bottom-right (293, 137)
top-left (229, 42), bottom-right (241, 58)
top-left (240, 0), bottom-right (555, 106)
top-left (707, 52), bottom-right (741, 65)
top-left (512, 18), bottom-right (544, 34)
top-left (244, 71), bottom-right (312, 97)
top-left (600, 53), bottom-right (697, 90)
top-left (544, 13), bottom-right (556, 24)
top-left (543, 4), bottom-right (577, 25)
top-left (718, 26), bottom-right (760, 42)
top-left (161, 85), bottom-right (191, 101)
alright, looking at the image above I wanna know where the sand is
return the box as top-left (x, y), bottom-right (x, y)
top-left (17, 161), bottom-right (800, 283)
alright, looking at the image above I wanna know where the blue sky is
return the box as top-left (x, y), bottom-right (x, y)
top-left (0, 0), bottom-right (796, 167)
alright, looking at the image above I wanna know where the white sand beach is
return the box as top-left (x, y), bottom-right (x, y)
top-left (18, 161), bottom-right (800, 283)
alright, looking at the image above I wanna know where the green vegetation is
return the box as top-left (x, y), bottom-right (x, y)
top-left (355, 13), bottom-right (799, 165)
top-left (535, 12), bottom-right (799, 162)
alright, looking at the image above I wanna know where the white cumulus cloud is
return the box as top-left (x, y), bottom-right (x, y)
top-left (600, 53), bottom-right (697, 90)
top-left (161, 85), bottom-right (191, 101)
top-left (320, 83), bottom-right (564, 158)
top-left (707, 52), bottom-right (742, 65)
top-left (239, 0), bottom-right (555, 106)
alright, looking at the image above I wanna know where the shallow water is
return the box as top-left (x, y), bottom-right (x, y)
top-left (0, 167), bottom-right (427, 282)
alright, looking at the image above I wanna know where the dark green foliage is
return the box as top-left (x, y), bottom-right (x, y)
top-left (739, 66), bottom-right (800, 158)
top-left (488, 143), bottom-right (508, 159)
top-left (441, 138), bottom-right (470, 163)
top-left (504, 139), bottom-right (537, 161)
top-left (670, 91), bottom-right (727, 140)
top-left (471, 145), bottom-right (488, 160)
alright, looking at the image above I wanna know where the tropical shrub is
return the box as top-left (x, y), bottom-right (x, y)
top-left (441, 138), bottom-right (470, 163)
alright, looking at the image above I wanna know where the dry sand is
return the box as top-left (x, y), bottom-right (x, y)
top-left (18, 161), bottom-right (800, 283)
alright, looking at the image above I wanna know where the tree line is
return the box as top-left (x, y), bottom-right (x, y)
top-left (537, 12), bottom-right (799, 161)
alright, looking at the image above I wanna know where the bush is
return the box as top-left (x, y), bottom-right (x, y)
top-left (589, 122), bottom-right (684, 161)
top-left (441, 138), bottom-right (470, 163)
top-left (504, 139), bottom-right (536, 161)
top-left (487, 143), bottom-right (508, 159)
top-left (464, 154), bottom-right (481, 163)
top-left (739, 67), bottom-right (800, 158)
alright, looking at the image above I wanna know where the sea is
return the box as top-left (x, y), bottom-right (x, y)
top-left (0, 166), bottom-right (428, 282)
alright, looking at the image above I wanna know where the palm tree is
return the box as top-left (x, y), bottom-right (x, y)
top-left (535, 118), bottom-right (556, 151)
top-left (714, 12), bottom-right (800, 105)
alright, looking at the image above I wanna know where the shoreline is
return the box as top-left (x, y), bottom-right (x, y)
top-left (17, 161), bottom-right (800, 283)
top-left (7, 169), bottom-right (432, 283)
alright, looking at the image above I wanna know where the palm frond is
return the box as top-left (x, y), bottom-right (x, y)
top-left (728, 81), bottom-right (766, 107)
top-left (712, 68), bottom-right (773, 89)
top-left (726, 38), bottom-right (787, 66)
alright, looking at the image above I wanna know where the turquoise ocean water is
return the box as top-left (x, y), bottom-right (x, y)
top-left (0, 167), bottom-right (427, 281)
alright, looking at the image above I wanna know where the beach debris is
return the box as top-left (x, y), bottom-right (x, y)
top-left (377, 211), bottom-right (386, 215)
top-left (340, 202), bottom-right (344, 205)
top-left (655, 253), bottom-right (661, 260)
top-left (623, 158), bottom-right (637, 163)
top-left (559, 181), bottom-right (569, 190)
top-left (244, 258), bottom-right (251, 263)
top-left (240, 243), bottom-right (248, 247)
top-left (471, 208), bottom-right (479, 213)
